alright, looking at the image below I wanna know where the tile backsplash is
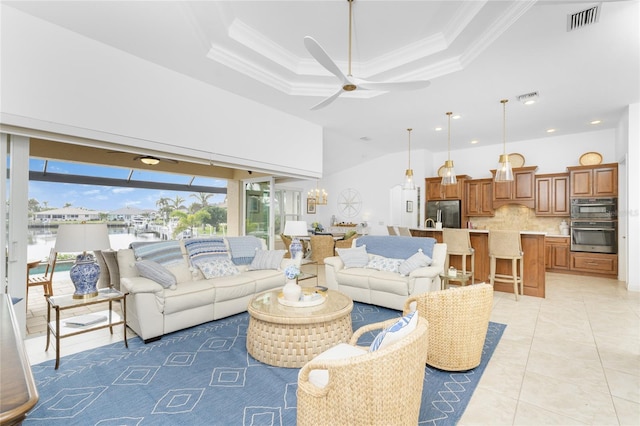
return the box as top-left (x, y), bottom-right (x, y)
top-left (468, 205), bottom-right (569, 235)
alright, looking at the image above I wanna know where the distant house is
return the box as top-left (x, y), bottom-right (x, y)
top-left (34, 207), bottom-right (102, 222)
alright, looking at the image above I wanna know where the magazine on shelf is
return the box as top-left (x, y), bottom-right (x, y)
top-left (65, 314), bottom-right (108, 327)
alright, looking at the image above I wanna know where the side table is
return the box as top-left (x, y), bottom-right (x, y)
top-left (46, 288), bottom-right (128, 369)
top-left (439, 271), bottom-right (473, 290)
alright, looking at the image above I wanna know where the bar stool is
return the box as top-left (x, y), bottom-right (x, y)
top-left (442, 229), bottom-right (475, 283)
top-left (488, 230), bottom-right (524, 301)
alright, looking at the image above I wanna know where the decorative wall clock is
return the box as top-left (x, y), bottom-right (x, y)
top-left (337, 188), bottom-right (362, 218)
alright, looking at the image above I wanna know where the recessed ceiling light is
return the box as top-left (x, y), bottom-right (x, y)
top-left (590, 120), bottom-right (602, 125)
top-left (546, 128), bottom-right (556, 133)
top-left (470, 140), bottom-right (479, 144)
top-left (434, 127), bottom-right (443, 131)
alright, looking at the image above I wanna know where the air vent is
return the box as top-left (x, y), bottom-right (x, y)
top-left (517, 91), bottom-right (539, 105)
top-left (567, 5), bottom-right (600, 31)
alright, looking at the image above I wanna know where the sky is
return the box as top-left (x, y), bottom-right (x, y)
top-left (27, 159), bottom-right (227, 212)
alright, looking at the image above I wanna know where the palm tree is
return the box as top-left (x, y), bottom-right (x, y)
top-left (190, 192), bottom-right (212, 208)
top-left (171, 209), bottom-right (211, 238)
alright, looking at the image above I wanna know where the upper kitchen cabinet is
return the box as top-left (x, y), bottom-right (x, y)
top-left (425, 176), bottom-right (471, 201)
top-left (465, 178), bottom-right (494, 216)
top-left (490, 166), bottom-right (538, 209)
top-left (567, 163), bottom-right (618, 197)
top-left (535, 173), bottom-right (570, 216)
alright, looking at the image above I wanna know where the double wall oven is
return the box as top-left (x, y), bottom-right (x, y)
top-left (570, 198), bottom-right (617, 254)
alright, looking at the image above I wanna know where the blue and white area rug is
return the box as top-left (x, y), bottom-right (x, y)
top-left (27, 303), bottom-right (505, 425)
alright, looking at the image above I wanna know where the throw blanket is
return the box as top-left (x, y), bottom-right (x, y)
top-left (183, 238), bottom-right (228, 265)
top-left (129, 241), bottom-right (183, 267)
top-left (356, 235), bottom-right (436, 259)
top-left (226, 236), bottom-right (262, 265)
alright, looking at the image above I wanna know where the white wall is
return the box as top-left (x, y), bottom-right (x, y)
top-left (621, 103), bottom-right (639, 291)
top-left (0, 5), bottom-right (322, 178)
top-left (431, 129), bottom-right (617, 178)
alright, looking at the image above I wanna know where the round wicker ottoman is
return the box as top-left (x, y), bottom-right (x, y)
top-left (246, 289), bottom-right (353, 368)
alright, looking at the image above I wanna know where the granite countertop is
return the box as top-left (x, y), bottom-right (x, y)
top-left (410, 227), bottom-right (549, 236)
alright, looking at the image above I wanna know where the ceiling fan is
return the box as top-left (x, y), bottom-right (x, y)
top-left (304, 0), bottom-right (431, 110)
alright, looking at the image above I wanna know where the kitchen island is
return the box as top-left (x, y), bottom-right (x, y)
top-left (410, 228), bottom-right (546, 298)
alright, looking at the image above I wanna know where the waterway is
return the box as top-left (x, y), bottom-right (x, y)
top-left (27, 226), bottom-right (161, 267)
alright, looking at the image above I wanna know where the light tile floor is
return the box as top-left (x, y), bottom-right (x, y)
top-left (23, 270), bottom-right (640, 425)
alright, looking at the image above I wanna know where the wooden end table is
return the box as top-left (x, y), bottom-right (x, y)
top-left (46, 288), bottom-right (128, 369)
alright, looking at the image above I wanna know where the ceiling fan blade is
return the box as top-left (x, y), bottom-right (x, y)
top-left (304, 36), bottom-right (349, 83)
top-left (310, 88), bottom-right (344, 111)
top-left (357, 79), bottom-right (431, 91)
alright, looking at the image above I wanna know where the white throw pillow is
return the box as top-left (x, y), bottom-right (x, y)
top-left (196, 258), bottom-right (240, 278)
top-left (336, 245), bottom-right (369, 268)
top-left (135, 259), bottom-right (177, 290)
top-left (369, 310), bottom-right (418, 352)
top-left (302, 343), bottom-right (367, 388)
top-left (247, 249), bottom-right (286, 270)
top-left (398, 249), bottom-right (432, 276)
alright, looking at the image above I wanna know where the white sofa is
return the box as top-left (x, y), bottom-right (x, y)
top-left (324, 236), bottom-right (447, 310)
top-left (114, 237), bottom-right (291, 342)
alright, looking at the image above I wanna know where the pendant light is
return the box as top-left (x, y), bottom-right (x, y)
top-left (441, 112), bottom-right (457, 185)
top-left (403, 128), bottom-right (415, 190)
top-left (495, 99), bottom-right (514, 182)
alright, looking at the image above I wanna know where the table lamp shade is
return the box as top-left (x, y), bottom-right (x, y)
top-left (283, 221), bottom-right (308, 237)
top-left (283, 221), bottom-right (308, 261)
top-left (55, 223), bottom-right (111, 253)
top-left (55, 223), bottom-right (111, 299)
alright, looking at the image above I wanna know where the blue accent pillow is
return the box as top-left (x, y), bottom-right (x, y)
top-left (369, 311), bottom-right (418, 352)
top-left (247, 250), bottom-right (285, 270)
top-left (197, 258), bottom-right (240, 278)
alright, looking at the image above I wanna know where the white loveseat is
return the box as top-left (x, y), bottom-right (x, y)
top-left (114, 236), bottom-right (290, 342)
top-left (324, 236), bottom-right (447, 310)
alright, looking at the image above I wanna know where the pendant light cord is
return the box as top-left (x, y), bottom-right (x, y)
top-left (407, 128), bottom-right (412, 170)
top-left (446, 112), bottom-right (452, 161)
top-left (348, 0), bottom-right (353, 77)
top-left (501, 99), bottom-right (508, 155)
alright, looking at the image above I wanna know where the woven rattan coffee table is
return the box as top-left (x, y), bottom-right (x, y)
top-left (246, 289), bottom-right (353, 368)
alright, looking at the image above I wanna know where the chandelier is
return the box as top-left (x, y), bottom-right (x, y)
top-left (308, 184), bottom-right (328, 205)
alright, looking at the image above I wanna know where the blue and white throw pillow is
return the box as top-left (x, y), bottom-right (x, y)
top-left (369, 310), bottom-right (418, 352)
top-left (398, 249), bottom-right (432, 276)
top-left (336, 245), bottom-right (369, 268)
top-left (197, 258), bottom-right (240, 279)
top-left (366, 255), bottom-right (403, 273)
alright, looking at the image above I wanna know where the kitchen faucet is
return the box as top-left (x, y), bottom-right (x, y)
top-left (424, 218), bottom-right (436, 228)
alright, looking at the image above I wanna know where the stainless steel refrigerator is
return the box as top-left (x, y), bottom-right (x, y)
top-left (426, 200), bottom-right (461, 228)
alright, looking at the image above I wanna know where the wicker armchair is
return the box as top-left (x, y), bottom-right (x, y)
top-left (333, 233), bottom-right (357, 252)
top-left (310, 235), bottom-right (335, 265)
top-left (297, 316), bottom-right (429, 426)
top-left (403, 283), bottom-right (493, 371)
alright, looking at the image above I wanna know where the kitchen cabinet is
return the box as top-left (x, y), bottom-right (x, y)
top-left (425, 176), bottom-right (470, 201)
top-left (570, 252), bottom-right (618, 276)
top-left (465, 178), bottom-right (494, 217)
top-left (535, 173), bottom-right (570, 216)
top-left (568, 163), bottom-right (618, 197)
top-left (490, 166), bottom-right (538, 209)
top-left (408, 229), bottom-right (546, 298)
top-left (545, 236), bottom-right (570, 271)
